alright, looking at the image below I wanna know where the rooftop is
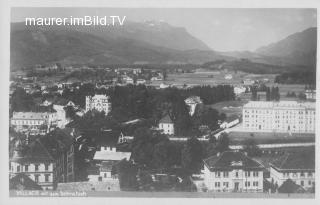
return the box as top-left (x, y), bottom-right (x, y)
top-left (243, 101), bottom-right (315, 109)
top-left (270, 150), bottom-right (315, 171)
top-left (93, 150), bottom-right (131, 161)
top-left (12, 112), bottom-right (54, 120)
top-left (159, 114), bottom-right (173, 124)
top-left (203, 151), bottom-right (264, 171)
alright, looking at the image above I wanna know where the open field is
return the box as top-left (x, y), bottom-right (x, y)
top-left (150, 71), bottom-right (277, 87)
top-left (228, 131), bottom-right (315, 145)
top-left (209, 100), bottom-right (247, 116)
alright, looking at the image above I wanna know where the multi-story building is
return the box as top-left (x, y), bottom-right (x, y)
top-left (203, 151), bottom-right (264, 192)
top-left (158, 114), bottom-right (174, 135)
top-left (85, 94), bottom-right (111, 115)
top-left (10, 112), bottom-right (57, 135)
top-left (305, 89), bottom-right (316, 100)
top-left (269, 150), bottom-right (315, 192)
top-left (185, 96), bottom-right (203, 116)
top-left (9, 128), bottom-right (76, 190)
top-left (242, 101), bottom-right (315, 133)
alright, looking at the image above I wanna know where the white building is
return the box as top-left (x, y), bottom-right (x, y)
top-left (243, 79), bottom-right (255, 85)
top-left (88, 161), bottom-right (118, 182)
top-left (234, 86), bottom-right (246, 95)
top-left (224, 74), bottom-right (233, 80)
top-left (269, 150), bottom-right (315, 192)
top-left (93, 146), bottom-right (131, 162)
top-left (158, 115), bottom-right (174, 135)
top-left (220, 115), bottom-right (240, 129)
top-left (184, 96), bottom-right (203, 116)
top-left (10, 129), bottom-right (76, 190)
top-left (203, 151), bottom-right (264, 192)
top-left (136, 79), bottom-right (146, 85)
top-left (11, 112), bottom-right (57, 135)
top-left (305, 89), bottom-right (316, 100)
top-left (86, 94), bottom-right (111, 115)
top-left (242, 101), bottom-right (315, 133)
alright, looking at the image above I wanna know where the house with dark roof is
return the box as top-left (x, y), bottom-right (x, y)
top-left (269, 150), bottom-right (315, 191)
top-left (9, 128), bottom-right (77, 190)
top-left (158, 114), bottom-right (174, 135)
top-left (203, 151), bottom-right (264, 192)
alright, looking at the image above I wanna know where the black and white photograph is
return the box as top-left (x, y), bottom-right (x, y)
top-left (1, 0), bottom-right (319, 202)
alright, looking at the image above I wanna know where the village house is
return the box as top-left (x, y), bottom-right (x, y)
top-left (269, 150), bottom-right (315, 192)
top-left (9, 128), bottom-right (76, 190)
top-left (184, 96), bottom-right (203, 116)
top-left (220, 115), bottom-right (240, 129)
top-left (203, 151), bottom-right (264, 192)
top-left (158, 114), bottom-right (175, 135)
top-left (85, 94), bottom-right (111, 115)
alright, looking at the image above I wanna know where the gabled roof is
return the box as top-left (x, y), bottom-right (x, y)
top-left (10, 139), bottom-right (55, 163)
top-left (10, 174), bottom-right (42, 190)
top-left (270, 150), bottom-right (315, 171)
top-left (159, 114), bottom-right (173, 124)
top-left (203, 151), bottom-right (264, 171)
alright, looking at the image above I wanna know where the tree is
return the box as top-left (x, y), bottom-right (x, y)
top-left (216, 132), bottom-right (230, 153)
top-left (181, 137), bottom-right (204, 174)
top-left (152, 140), bottom-right (171, 170)
top-left (242, 138), bottom-right (262, 157)
top-left (116, 159), bottom-right (139, 191)
top-left (266, 87), bottom-right (271, 101)
top-left (10, 87), bottom-right (35, 112)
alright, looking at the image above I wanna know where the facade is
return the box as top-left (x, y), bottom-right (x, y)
top-left (184, 96), bottom-right (203, 116)
top-left (88, 161), bottom-right (117, 182)
top-left (203, 151), bottom-right (264, 192)
top-left (85, 94), bottom-right (111, 115)
top-left (10, 112), bottom-right (57, 135)
top-left (243, 101), bottom-right (315, 133)
top-left (158, 114), bottom-right (174, 135)
top-left (305, 89), bottom-right (316, 100)
top-left (269, 150), bottom-right (315, 192)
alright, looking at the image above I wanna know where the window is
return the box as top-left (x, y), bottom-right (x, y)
top-left (301, 172), bottom-right (305, 177)
top-left (215, 172), bottom-right (221, 178)
top-left (45, 164), bottom-right (49, 171)
top-left (104, 173), bottom-right (107, 178)
top-left (308, 181), bottom-right (312, 185)
top-left (253, 171), bottom-right (259, 177)
top-left (215, 182), bottom-right (220, 187)
top-left (223, 171), bottom-right (229, 178)
top-left (235, 172), bottom-right (239, 178)
top-left (45, 174), bottom-right (50, 182)
top-left (245, 171), bottom-right (251, 177)
top-left (301, 181), bottom-right (304, 186)
top-left (25, 165), bottom-right (29, 172)
top-left (223, 182), bottom-right (229, 187)
top-left (17, 165), bottom-right (20, 172)
top-left (35, 164), bottom-right (39, 171)
top-left (35, 175), bottom-right (39, 183)
top-left (308, 172), bottom-right (313, 177)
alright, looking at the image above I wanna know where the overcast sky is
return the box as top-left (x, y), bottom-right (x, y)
top-left (11, 8), bottom-right (317, 52)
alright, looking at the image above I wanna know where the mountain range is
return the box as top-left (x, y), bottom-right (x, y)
top-left (10, 21), bottom-right (317, 71)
